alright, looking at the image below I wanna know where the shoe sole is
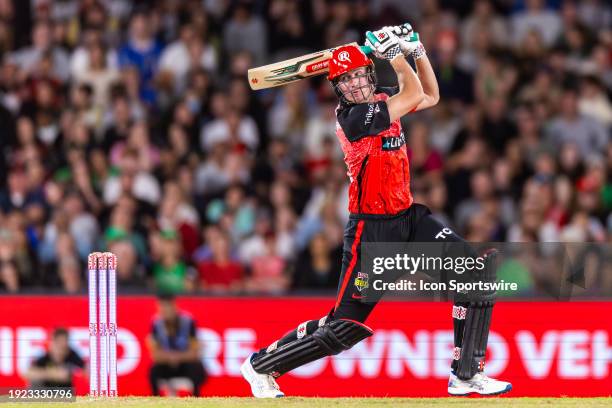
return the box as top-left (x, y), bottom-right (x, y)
top-left (448, 383), bottom-right (512, 397)
top-left (240, 357), bottom-right (284, 398)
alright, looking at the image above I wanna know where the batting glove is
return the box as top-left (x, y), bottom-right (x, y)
top-left (365, 28), bottom-right (402, 61)
top-left (385, 23), bottom-right (427, 60)
top-left (385, 23), bottom-right (414, 38)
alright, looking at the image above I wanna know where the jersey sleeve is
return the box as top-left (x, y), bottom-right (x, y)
top-left (337, 101), bottom-right (391, 142)
top-left (376, 86), bottom-right (399, 97)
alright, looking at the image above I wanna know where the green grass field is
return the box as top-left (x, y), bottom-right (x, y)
top-left (2, 397), bottom-right (612, 408)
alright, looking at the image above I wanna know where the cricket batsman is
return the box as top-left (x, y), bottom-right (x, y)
top-left (241, 25), bottom-right (512, 397)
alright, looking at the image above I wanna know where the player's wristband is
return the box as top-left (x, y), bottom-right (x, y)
top-left (411, 43), bottom-right (426, 60)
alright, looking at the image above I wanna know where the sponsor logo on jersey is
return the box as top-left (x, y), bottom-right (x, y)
top-left (354, 272), bottom-right (369, 292)
top-left (381, 132), bottom-right (406, 151)
top-left (364, 103), bottom-right (381, 125)
top-left (435, 227), bottom-right (454, 239)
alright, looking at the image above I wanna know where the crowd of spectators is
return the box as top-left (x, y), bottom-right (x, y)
top-left (0, 0), bottom-right (610, 296)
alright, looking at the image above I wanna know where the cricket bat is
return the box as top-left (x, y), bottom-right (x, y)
top-left (248, 42), bottom-right (372, 90)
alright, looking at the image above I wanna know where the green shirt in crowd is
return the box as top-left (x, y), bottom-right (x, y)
top-left (153, 262), bottom-right (187, 294)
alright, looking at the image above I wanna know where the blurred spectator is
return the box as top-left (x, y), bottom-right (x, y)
top-left (69, 84), bottom-right (97, 128)
top-left (546, 88), bottom-right (609, 159)
top-left (407, 121), bottom-right (444, 180)
top-left (0, 228), bottom-right (20, 292)
top-left (200, 107), bottom-right (259, 154)
top-left (479, 95), bottom-right (517, 155)
top-left (11, 19), bottom-right (70, 81)
top-left (24, 328), bottom-right (84, 390)
top-left (578, 75), bottom-right (612, 127)
top-left (117, 9), bottom-right (163, 104)
top-left (73, 39), bottom-right (120, 110)
top-left (304, 94), bottom-right (343, 161)
top-left (455, 168), bottom-right (514, 234)
top-left (446, 136), bottom-right (490, 209)
top-left (103, 148), bottom-right (161, 206)
top-left (426, 181), bottom-right (452, 227)
top-left (268, 81), bottom-right (313, 150)
top-left (197, 231), bottom-right (244, 292)
top-left (508, 177), bottom-right (559, 242)
top-left (102, 95), bottom-right (133, 151)
top-left (274, 205), bottom-right (296, 261)
top-left (63, 190), bottom-right (99, 259)
top-left (193, 225), bottom-right (223, 264)
top-left (57, 255), bottom-right (82, 294)
top-left (511, 0), bottom-right (561, 47)
top-left (292, 233), bottom-right (341, 290)
top-left (267, 0), bottom-right (310, 55)
top-left (223, 2), bottom-right (267, 65)
top-left (244, 230), bottom-right (290, 293)
top-left (150, 229), bottom-right (193, 294)
top-left (147, 294), bottom-right (206, 396)
top-left (459, 0), bottom-right (508, 68)
top-left (195, 143), bottom-right (250, 197)
top-left (104, 198), bottom-right (146, 285)
top-left (70, 29), bottom-right (118, 79)
top-left (158, 22), bottom-right (216, 94)
top-left (0, 169), bottom-right (31, 213)
top-left (157, 181), bottom-right (200, 258)
top-left (208, 184), bottom-right (255, 243)
top-left (110, 121), bottom-right (160, 172)
top-left (434, 30), bottom-right (474, 104)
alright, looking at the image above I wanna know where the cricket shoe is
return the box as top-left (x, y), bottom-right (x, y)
top-left (448, 371), bottom-right (512, 396)
top-left (241, 353), bottom-right (284, 398)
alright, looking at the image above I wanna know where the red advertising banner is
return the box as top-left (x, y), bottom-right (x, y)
top-left (0, 296), bottom-right (610, 397)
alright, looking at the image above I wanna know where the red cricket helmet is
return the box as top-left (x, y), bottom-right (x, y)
top-left (327, 44), bottom-right (373, 81)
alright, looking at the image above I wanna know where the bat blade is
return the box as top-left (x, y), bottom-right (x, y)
top-left (248, 42), bottom-right (363, 90)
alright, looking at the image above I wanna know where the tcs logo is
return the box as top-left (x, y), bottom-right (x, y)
top-left (435, 227), bottom-right (454, 239)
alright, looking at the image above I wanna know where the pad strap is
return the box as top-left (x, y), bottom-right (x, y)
top-left (455, 249), bottom-right (497, 379)
top-left (252, 319), bottom-right (372, 377)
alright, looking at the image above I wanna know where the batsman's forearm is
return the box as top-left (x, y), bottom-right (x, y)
top-left (414, 55), bottom-right (439, 104)
top-left (387, 55), bottom-right (425, 121)
top-left (391, 55), bottom-right (423, 96)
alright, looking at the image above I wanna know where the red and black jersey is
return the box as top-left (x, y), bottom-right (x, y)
top-left (335, 87), bottom-right (413, 216)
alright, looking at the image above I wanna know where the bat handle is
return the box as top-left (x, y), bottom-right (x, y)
top-left (361, 31), bottom-right (420, 55)
top-left (360, 44), bottom-right (373, 55)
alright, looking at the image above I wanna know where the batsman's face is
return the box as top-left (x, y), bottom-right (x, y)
top-left (337, 67), bottom-right (372, 104)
